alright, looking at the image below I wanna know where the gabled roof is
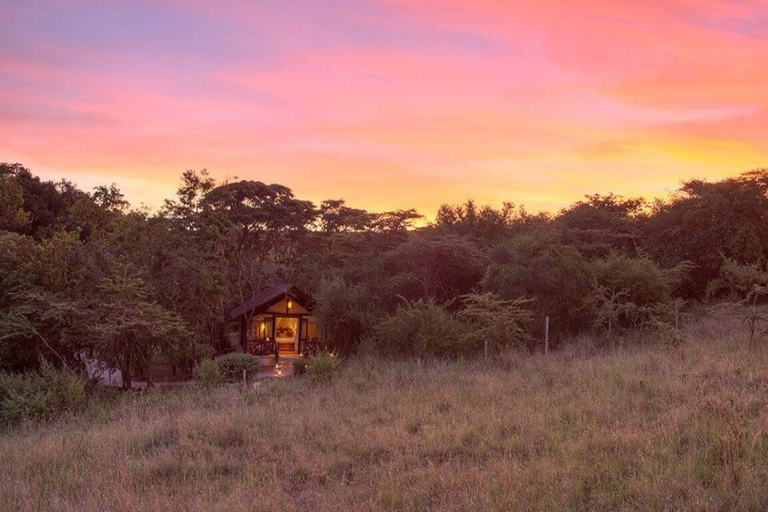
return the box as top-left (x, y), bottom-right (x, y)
top-left (229, 283), bottom-right (315, 319)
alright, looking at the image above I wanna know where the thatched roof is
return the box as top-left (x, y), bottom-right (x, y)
top-left (229, 283), bottom-right (315, 319)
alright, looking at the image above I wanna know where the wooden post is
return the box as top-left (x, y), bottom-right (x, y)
top-left (484, 339), bottom-right (488, 360)
top-left (274, 337), bottom-right (279, 365)
top-left (674, 301), bottom-right (679, 331)
top-left (544, 316), bottom-right (550, 355)
top-left (242, 369), bottom-right (247, 392)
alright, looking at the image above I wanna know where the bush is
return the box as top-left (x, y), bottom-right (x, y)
top-left (0, 359), bottom-right (87, 428)
top-left (458, 293), bottom-right (534, 353)
top-left (373, 298), bottom-right (467, 358)
top-left (194, 359), bottom-right (223, 386)
top-left (292, 358), bottom-right (309, 376)
top-left (590, 253), bottom-right (680, 334)
top-left (305, 351), bottom-right (342, 383)
top-left (214, 353), bottom-right (261, 382)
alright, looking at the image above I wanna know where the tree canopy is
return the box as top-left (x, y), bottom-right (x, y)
top-left (3, 162), bottom-right (768, 376)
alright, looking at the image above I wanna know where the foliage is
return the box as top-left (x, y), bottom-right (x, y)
top-left (6, 161), bottom-right (768, 385)
top-left (371, 209), bottom-right (423, 240)
top-left (86, 264), bottom-right (191, 389)
top-left (557, 193), bottom-right (646, 257)
top-left (214, 353), bottom-right (261, 382)
top-left (589, 253), bottom-right (685, 335)
top-left (0, 230), bottom-right (90, 371)
top-left (642, 171), bottom-right (768, 297)
top-left (200, 179), bottom-right (317, 268)
top-left (0, 359), bottom-right (87, 428)
top-left (304, 350), bottom-right (342, 383)
top-left (194, 359), bottom-right (223, 386)
top-left (0, 165), bottom-right (30, 232)
top-left (384, 234), bottom-right (485, 304)
top-left (292, 358), bottom-right (309, 376)
top-left (319, 199), bottom-right (372, 234)
top-left (313, 276), bottom-right (379, 356)
top-left (706, 258), bottom-right (768, 301)
top-left (457, 293), bottom-right (534, 353)
top-left (372, 298), bottom-right (467, 358)
top-left (434, 200), bottom-right (518, 243)
top-left (707, 259), bottom-right (768, 343)
top-left (483, 230), bottom-right (594, 340)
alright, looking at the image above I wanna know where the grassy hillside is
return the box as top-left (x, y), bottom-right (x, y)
top-left (2, 317), bottom-right (768, 511)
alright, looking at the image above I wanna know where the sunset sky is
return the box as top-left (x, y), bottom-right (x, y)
top-left (2, 0), bottom-right (767, 218)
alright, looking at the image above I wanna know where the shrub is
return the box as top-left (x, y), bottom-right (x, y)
top-left (590, 253), bottom-right (682, 334)
top-left (292, 358), bottom-right (309, 376)
top-left (194, 359), bottom-right (223, 386)
top-left (214, 353), bottom-right (261, 382)
top-left (373, 298), bottom-right (467, 358)
top-left (0, 359), bottom-right (87, 428)
top-left (458, 293), bottom-right (534, 353)
top-left (305, 351), bottom-right (342, 383)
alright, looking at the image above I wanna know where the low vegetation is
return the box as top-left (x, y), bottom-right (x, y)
top-left (2, 317), bottom-right (768, 511)
top-left (194, 359), bottom-right (223, 386)
top-left (214, 353), bottom-right (262, 382)
top-left (0, 359), bottom-right (88, 427)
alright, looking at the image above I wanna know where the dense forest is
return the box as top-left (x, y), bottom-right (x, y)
top-left (2, 162), bottom-right (768, 382)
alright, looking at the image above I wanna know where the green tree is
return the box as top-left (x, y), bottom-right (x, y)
top-left (434, 200), bottom-right (518, 244)
top-left (643, 172), bottom-right (768, 297)
top-left (313, 276), bottom-right (378, 356)
top-left (0, 230), bottom-right (90, 371)
top-left (384, 234), bottom-right (485, 304)
top-left (557, 193), bottom-right (645, 257)
top-left (87, 264), bottom-right (189, 389)
top-left (706, 258), bottom-right (768, 301)
top-left (482, 229), bottom-right (594, 340)
top-left (0, 166), bottom-right (30, 232)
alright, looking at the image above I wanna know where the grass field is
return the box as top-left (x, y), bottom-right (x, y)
top-left (2, 317), bottom-right (768, 511)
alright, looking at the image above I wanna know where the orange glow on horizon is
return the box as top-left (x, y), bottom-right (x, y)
top-left (2, 0), bottom-right (767, 220)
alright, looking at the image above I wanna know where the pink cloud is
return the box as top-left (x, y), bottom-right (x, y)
top-left (2, 0), bottom-right (767, 216)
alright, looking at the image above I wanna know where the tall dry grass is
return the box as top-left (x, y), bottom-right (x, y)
top-left (2, 316), bottom-right (768, 511)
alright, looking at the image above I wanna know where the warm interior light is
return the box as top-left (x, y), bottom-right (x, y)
top-left (287, 299), bottom-right (293, 309)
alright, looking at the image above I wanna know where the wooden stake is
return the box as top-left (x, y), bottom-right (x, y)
top-left (675, 301), bottom-right (679, 331)
top-left (545, 316), bottom-right (550, 355)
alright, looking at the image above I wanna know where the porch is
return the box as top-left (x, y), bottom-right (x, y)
top-left (230, 283), bottom-right (321, 358)
top-left (247, 336), bottom-right (323, 357)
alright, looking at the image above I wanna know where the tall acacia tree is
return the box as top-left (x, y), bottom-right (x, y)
top-left (201, 180), bottom-right (317, 297)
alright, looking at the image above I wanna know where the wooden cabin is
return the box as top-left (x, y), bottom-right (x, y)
top-left (230, 284), bottom-right (320, 356)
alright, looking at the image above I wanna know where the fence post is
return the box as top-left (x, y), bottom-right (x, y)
top-left (484, 339), bottom-right (488, 360)
top-left (675, 301), bottom-right (679, 331)
top-left (242, 368), bottom-right (247, 392)
top-left (545, 316), bottom-right (550, 355)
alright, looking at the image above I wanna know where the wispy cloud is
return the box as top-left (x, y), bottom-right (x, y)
top-left (1, 0), bottom-right (767, 215)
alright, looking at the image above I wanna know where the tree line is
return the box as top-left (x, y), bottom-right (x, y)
top-left (2, 162), bottom-right (768, 381)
